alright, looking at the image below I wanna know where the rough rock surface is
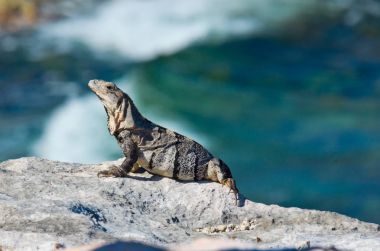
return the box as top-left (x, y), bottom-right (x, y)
top-left (0, 157), bottom-right (379, 250)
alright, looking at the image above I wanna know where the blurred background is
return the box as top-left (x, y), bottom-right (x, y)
top-left (0, 0), bottom-right (379, 223)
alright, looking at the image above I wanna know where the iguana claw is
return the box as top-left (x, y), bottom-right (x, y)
top-left (97, 165), bottom-right (127, 178)
top-left (223, 178), bottom-right (239, 206)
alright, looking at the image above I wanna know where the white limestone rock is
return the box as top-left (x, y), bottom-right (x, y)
top-left (0, 157), bottom-right (379, 250)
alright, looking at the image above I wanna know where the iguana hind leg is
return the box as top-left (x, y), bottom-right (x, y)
top-left (206, 158), bottom-right (239, 205)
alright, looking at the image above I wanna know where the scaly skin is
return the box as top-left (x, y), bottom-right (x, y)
top-left (88, 79), bottom-right (239, 205)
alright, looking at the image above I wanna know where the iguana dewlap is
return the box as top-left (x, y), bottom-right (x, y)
top-left (88, 79), bottom-right (239, 204)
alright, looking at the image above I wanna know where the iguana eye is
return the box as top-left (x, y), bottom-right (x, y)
top-left (106, 85), bottom-right (113, 90)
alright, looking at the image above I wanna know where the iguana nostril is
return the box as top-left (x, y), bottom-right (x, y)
top-left (88, 80), bottom-right (96, 89)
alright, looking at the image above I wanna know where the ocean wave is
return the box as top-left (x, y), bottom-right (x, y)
top-left (32, 94), bottom-right (118, 163)
top-left (39, 0), bottom-right (324, 61)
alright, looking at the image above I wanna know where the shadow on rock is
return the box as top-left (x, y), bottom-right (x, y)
top-left (93, 241), bottom-right (341, 251)
top-left (94, 241), bottom-right (165, 251)
top-left (127, 174), bottom-right (164, 182)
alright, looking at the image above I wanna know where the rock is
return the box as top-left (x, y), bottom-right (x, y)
top-left (0, 157), bottom-right (380, 251)
top-left (239, 220), bottom-right (250, 231)
top-left (296, 240), bottom-right (311, 250)
top-left (200, 227), bottom-right (209, 234)
top-left (215, 225), bottom-right (227, 232)
top-left (209, 226), bottom-right (216, 233)
top-left (238, 224), bottom-right (249, 231)
top-left (226, 224), bottom-right (236, 232)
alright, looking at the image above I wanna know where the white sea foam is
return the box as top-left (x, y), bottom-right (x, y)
top-left (40, 0), bottom-right (257, 60)
top-left (39, 0), bottom-right (322, 61)
top-left (33, 77), bottom-right (208, 163)
top-left (32, 95), bottom-right (117, 163)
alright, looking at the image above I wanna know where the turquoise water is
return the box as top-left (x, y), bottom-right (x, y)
top-left (133, 34), bottom-right (380, 223)
top-left (0, 1), bottom-right (380, 223)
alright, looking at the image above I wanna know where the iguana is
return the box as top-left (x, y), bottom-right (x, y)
top-left (88, 79), bottom-right (239, 204)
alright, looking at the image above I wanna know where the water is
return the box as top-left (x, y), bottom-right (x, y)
top-left (0, 0), bottom-right (380, 223)
top-left (40, 0), bottom-right (316, 60)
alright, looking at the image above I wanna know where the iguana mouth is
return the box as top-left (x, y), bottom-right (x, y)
top-left (88, 80), bottom-right (106, 101)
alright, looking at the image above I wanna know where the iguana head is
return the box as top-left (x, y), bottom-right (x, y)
top-left (88, 79), bottom-right (143, 135)
top-left (88, 79), bottom-right (124, 111)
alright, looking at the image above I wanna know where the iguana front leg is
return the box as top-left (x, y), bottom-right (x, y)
top-left (98, 138), bottom-right (138, 177)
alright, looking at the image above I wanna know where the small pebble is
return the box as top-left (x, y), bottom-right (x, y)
top-left (240, 220), bottom-right (250, 231)
top-left (227, 224), bottom-right (236, 232)
top-left (216, 225), bottom-right (227, 232)
top-left (201, 227), bottom-right (210, 234)
top-left (195, 220), bottom-right (262, 234)
top-left (242, 219), bottom-right (249, 225)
